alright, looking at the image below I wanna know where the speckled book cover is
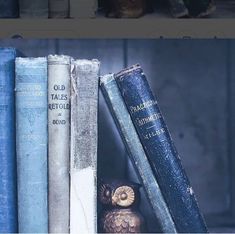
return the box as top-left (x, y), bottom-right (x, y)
top-left (100, 73), bottom-right (177, 233)
top-left (115, 64), bottom-right (208, 233)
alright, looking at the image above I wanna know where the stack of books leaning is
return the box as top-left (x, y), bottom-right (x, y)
top-left (0, 48), bottom-right (207, 233)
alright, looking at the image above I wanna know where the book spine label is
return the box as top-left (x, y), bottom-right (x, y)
top-left (115, 64), bottom-right (208, 233)
top-left (15, 57), bottom-right (48, 233)
top-left (70, 59), bottom-right (100, 234)
top-left (100, 74), bottom-right (177, 233)
top-left (48, 55), bottom-right (70, 233)
top-left (70, 0), bottom-right (97, 18)
top-left (0, 0), bottom-right (19, 18)
top-left (0, 48), bottom-right (18, 233)
top-left (19, 0), bottom-right (48, 18)
top-left (49, 0), bottom-right (69, 18)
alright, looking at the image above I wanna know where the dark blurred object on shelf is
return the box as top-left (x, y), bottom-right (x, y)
top-left (168, 0), bottom-right (189, 18)
top-left (145, 0), bottom-right (155, 13)
top-left (184, 0), bottom-right (216, 17)
top-left (98, 179), bottom-right (146, 233)
top-left (105, 0), bottom-right (146, 18)
top-left (101, 0), bottom-right (216, 18)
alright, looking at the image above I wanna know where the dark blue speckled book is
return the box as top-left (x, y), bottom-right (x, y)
top-left (100, 74), bottom-right (176, 233)
top-left (0, 48), bottom-right (18, 233)
top-left (115, 64), bottom-right (208, 233)
top-left (0, 0), bottom-right (19, 18)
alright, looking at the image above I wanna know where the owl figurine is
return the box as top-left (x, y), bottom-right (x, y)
top-left (98, 179), bottom-right (146, 233)
top-left (106, 0), bottom-right (146, 18)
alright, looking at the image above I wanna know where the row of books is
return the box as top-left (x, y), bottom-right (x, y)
top-left (0, 47), bottom-right (207, 233)
top-left (105, 0), bottom-right (216, 18)
top-left (0, 0), bottom-right (216, 19)
top-left (0, 0), bottom-right (97, 18)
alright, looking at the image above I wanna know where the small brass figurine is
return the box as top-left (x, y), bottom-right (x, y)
top-left (98, 179), bottom-right (146, 233)
top-left (106, 0), bottom-right (146, 18)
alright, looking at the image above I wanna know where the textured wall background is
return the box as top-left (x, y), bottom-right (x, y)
top-left (0, 39), bottom-right (234, 232)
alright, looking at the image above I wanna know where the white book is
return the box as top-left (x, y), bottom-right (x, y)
top-left (70, 59), bottom-right (100, 234)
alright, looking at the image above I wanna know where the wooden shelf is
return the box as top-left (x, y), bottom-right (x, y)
top-left (0, 19), bottom-right (235, 38)
top-left (0, 1), bottom-right (235, 38)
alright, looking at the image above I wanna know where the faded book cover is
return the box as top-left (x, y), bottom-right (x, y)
top-left (100, 74), bottom-right (177, 233)
top-left (0, 48), bottom-right (18, 233)
top-left (48, 55), bottom-right (71, 233)
top-left (15, 57), bottom-right (48, 233)
top-left (70, 0), bottom-right (97, 18)
top-left (49, 0), bottom-right (69, 18)
top-left (19, 0), bottom-right (48, 18)
top-left (115, 64), bottom-right (208, 233)
top-left (70, 59), bottom-right (100, 234)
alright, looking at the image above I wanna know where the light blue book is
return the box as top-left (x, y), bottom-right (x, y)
top-left (0, 48), bottom-right (18, 233)
top-left (15, 57), bottom-right (48, 233)
top-left (100, 74), bottom-right (177, 233)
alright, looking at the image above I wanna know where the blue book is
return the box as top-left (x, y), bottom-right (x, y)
top-left (0, 48), bottom-right (18, 233)
top-left (15, 57), bottom-right (48, 233)
top-left (100, 74), bottom-right (176, 233)
top-left (0, 0), bottom-right (19, 18)
top-left (115, 64), bottom-right (208, 233)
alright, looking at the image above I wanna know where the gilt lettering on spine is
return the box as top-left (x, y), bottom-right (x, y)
top-left (115, 64), bottom-right (208, 233)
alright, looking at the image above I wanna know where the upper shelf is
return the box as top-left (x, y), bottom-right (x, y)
top-left (0, 19), bottom-right (235, 39)
top-left (0, 0), bottom-right (235, 39)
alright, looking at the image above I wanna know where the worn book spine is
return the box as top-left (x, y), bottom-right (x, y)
top-left (115, 64), bottom-right (208, 233)
top-left (49, 0), bottom-right (69, 18)
top-left (100, 74), bottom-right (177, 233)
top-left (0, 0), bottom-right (19, 18)
top-left (0, 48), bottom-right (18, 233)
top-left (48, 55), bottom-right (70, 233)
top-left (168, 0), bottom-right (188, 18)
top-left (70, 0), bottom-right (97, 18)
top-left (15, 57), bottom-right (48, 233)
top-left (19, 0), bottom-right (48, 18)
top-left (70, 59), bottom-right (100, 234)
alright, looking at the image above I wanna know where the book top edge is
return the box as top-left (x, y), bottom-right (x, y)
top-left (15, 57), bottom-right (47, 64)
top-left (48, 54), bottom-right (71, 65)
top-left (100, 73), bottom-right (114, 85)
top-left (0, 47), bottom-right (16, 54)
top-left (115, 64), bottom-right (142, 79)
top-left (72, 59), bottom-right (100, 66)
